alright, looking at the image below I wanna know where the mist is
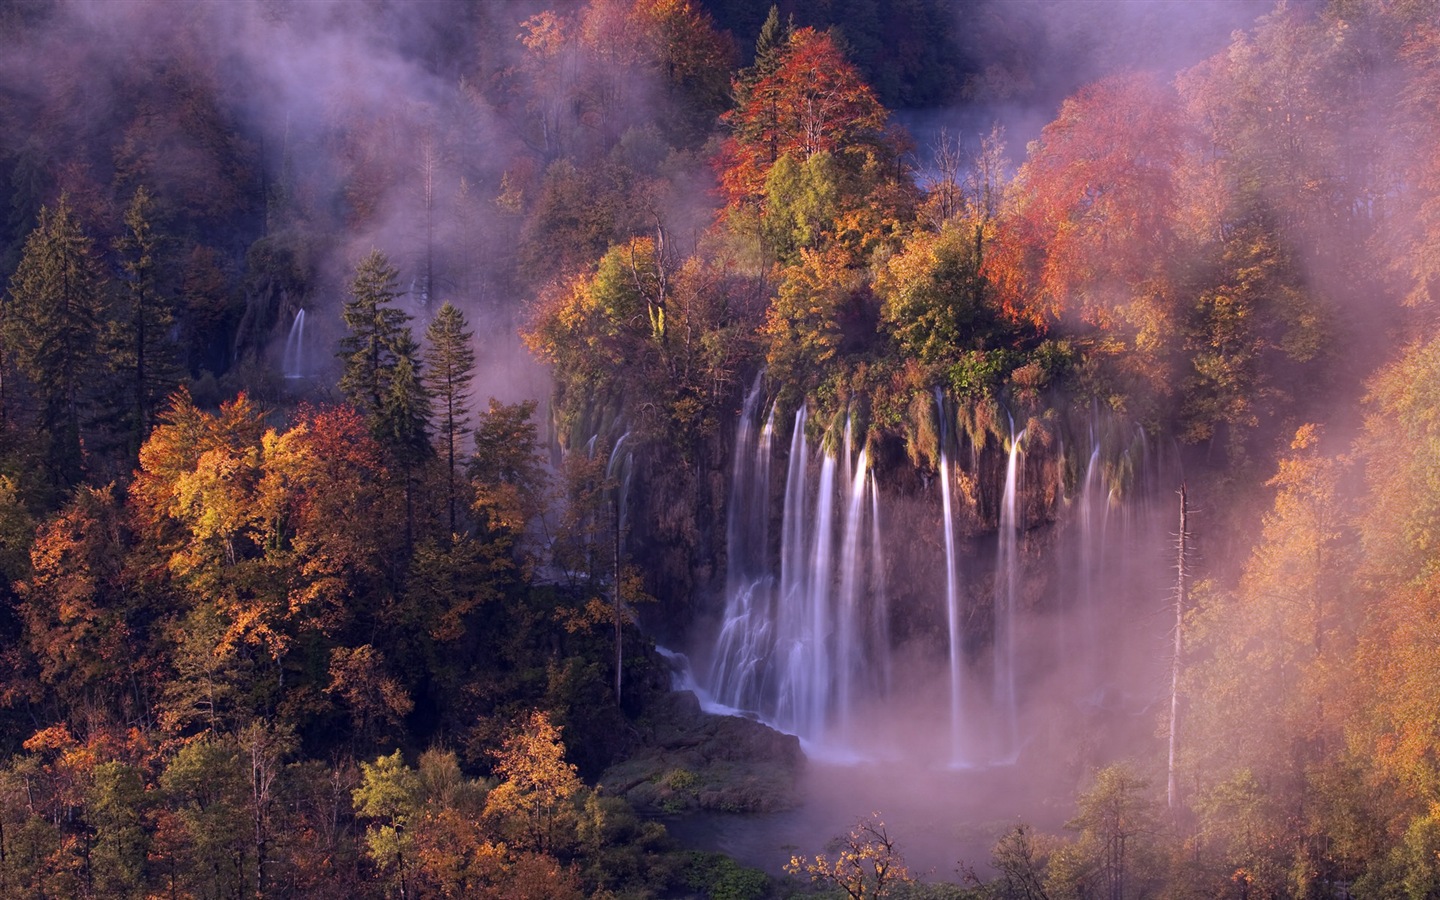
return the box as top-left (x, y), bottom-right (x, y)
top-left (1, 0), bottom-right (1435, 892)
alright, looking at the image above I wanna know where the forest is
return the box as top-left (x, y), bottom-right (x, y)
top-left (1, 0), bottom-right (1440, 897)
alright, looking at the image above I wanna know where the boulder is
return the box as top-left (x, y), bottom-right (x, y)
top-left (599, 691), bottom-right (804, 814)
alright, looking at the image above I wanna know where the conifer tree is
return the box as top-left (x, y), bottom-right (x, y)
top-left (423, 302), bottom-right (476, 535)
top-left (734, 5), bottom-right (789, 106)
top-left (338, 250), bottom-right (413, 431)
top-left (729, 5), bottom-right (792, 179)
top-left (381, 336), bottom-right (432, 469)
top-left (113, 185), bottom-right (179, 455)
top-left (3, 194), bottom-right (106, 485)
top-left (338, 251), bottom-right (430, 551)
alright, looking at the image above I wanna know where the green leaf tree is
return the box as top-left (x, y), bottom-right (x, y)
top-left (1050, 764), bottom-right (1158, 900)
top-left (160, 737), bottom-right (251, 898)
top-left (353, 749), bottom-right (422, 898)
top-left (87, 761), bottom-right (151, 898)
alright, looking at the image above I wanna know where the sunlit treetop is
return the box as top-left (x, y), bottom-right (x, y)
top-left (994, 71), bottom-right (1188, 331)
top-left (716, 26), bottom-right (896, 209)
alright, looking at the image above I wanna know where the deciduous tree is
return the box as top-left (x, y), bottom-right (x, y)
top-left (483, 710), bottom-right (581, 855)
top-left (717, 27), bottom-right (892, 208)
top-left (786, 814), bottom-right (912, 899)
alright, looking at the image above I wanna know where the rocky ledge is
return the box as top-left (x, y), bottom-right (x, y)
top-left (600, 690), bottom-right (804, 814)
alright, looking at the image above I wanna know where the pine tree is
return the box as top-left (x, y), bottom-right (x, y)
top-left (380, 334), bottom-right (432, 469)
top-left (729, 5), bottom-right (792, 178)
top-left (338, 250), bottom-right (431, 552)
top-left (423, 302), bottom-right (476, 535)
top-left (113, 185), bottom-right (179, 456)
top-left (338, 249), bottom-right (412, 430)
top-left (3, 194), bottom-right (106, 485)
top-left (736, 5), bottom-right (789, 103)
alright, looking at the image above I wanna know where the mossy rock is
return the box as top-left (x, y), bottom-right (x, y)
top-left (600, 691), bottom-right (804, 814)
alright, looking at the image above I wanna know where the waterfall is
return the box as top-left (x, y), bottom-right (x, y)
top-left (796, 449), bottom-right (836, 738)
top-left (1077, 442), bottom-right (1103, 695)
top-left (994, 427), bottom-right (1024, 761)
top-left (710, 401), bottom-right (879, 749)
top-left (868, 481), bottom-right (890, 701)
top-left (940, 445), bottom-right (964, 763)
top-left (936, 390), bottom-right (966, 764)
top-left (703, 388), bottom-right (1177, 765)
top-left (607, 431), bottom-right (633, 539)
top-left (282, 309), bottom-right (306, 379)
top-left (835, 444), bottom-right (868, 741)
top-left (710, 378), bottom-right (773, 709)
top-left (773, 406), bottom-right (810, 732)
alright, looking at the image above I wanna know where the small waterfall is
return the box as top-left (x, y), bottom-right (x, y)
top-left (1077, 441), bottom-right (1103, 695)
top-left (835, 443), bottom-right (868, 741)
top-left (607, 431), bottom-right (634, 539)
top-left (940, 447), bottom-right (964, 763)
top-left (710, 378), bottom-right (773, 709)
top-left (937, 390), bottom-right (965, 764)
top-left (773, 406), bottom-right (810, 732)
top-left (994, 426), bottom-right (1025, 761)
top-left (282, 309), bottom-right (307, 379)
top-left (868, 481), bottom-right (890, 701)
top-left (797, 449), bottom-right (837, 738)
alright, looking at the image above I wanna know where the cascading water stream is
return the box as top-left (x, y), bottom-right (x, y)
top-left (774, 406), bottom-right (811, 733)
top-left (710, 379), bottom-right (773, 709)
top-left (607, 431), bottom-right (633, 536)
top-left (935, 391), bottom-right (965, 765)
top-left (835, 444), bottom-right (868, 743)
top-left (868, 482), bottom-right (890, 701)
top-left (940, 448), bottom-right (964, 763)
top-left (1077, 443), bottom-right (1101, 689)
top-left (703, 387), bottom-right (1176, 764)
top-left (282, 309), bottom-right (307, 379)
top-left (792, 448), bottom-right (836, 739)
top-left (994, 427), bottom-right (1025, 761)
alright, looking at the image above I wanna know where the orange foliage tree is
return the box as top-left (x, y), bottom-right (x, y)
top-left (988, 72), bottom-right (1192, 413)
top-left (716, 27), bottom-right (895, 209)
top-left (997, 72), bottom-right (1188, 333)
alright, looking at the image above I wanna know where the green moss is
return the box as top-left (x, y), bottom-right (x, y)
top-left (682, 852), bottom-right (772, 900)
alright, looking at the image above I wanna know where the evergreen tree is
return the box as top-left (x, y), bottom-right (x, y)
top-left (338, 250), bottom-right (430, 551)
top-left (381, 335), bottom-right (432, 469)
top-left (2, 194), bottom-right (106, 486)
top-left (338, 249), bottom-right (413, 431)
top-left (112, 185), bottom-right (179, 456)
top-left (423, 302), bottom-right (476, 535)
top-left (736, 5), bottom-right (789, 102)
top-left (729, 5), bottom-right (792, 180)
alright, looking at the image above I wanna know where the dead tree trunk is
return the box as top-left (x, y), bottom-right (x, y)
top-left (1168, 483), bottom-right (1189, 810)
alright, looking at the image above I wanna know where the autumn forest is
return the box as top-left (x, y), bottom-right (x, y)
top-left (1, 0), bottom-right (1440, 897)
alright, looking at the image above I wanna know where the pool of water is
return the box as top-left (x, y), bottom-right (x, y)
top-left (662, 757), bottom-right (1073, 882)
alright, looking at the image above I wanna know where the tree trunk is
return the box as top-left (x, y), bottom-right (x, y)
top-left (1168, 483), bottom-right (1188, 810)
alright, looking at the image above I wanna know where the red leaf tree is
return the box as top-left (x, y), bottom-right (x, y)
top-left (717, 27), bottom-right (894, 209)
